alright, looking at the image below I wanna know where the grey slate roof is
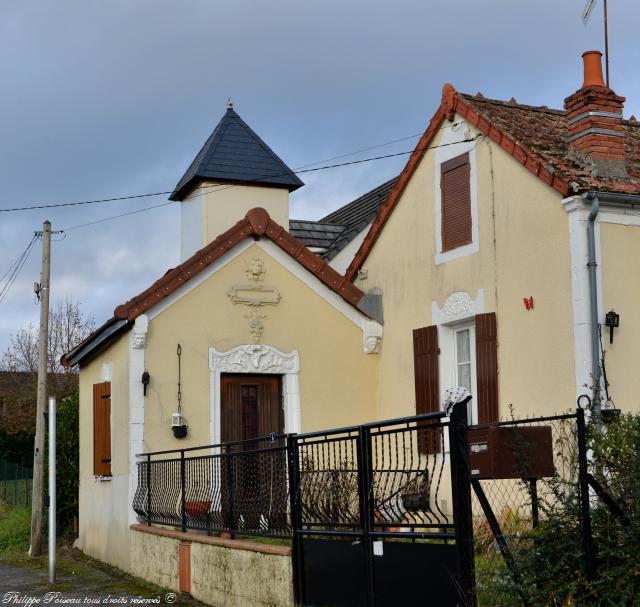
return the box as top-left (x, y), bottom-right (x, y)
top-left (170, 107), bottom-right (304, 201)
top-left (290, 176), bottom-right (398, 259)
top-left (289, 220), bottom-right (346, 250)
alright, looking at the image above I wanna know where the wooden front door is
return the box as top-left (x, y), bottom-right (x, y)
top-left (220, 374), bottom-right (286, 532)
top-left (220, 374), bottom-right (283, 443)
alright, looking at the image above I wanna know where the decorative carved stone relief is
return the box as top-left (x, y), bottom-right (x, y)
top-left (443, 292), bottom-right (474, 321)
top-left (209, 344), bottom-right (299, 374)
top-left (362, 319), bottom-right (383, 354)
top-left (132, 314), bottom-right (149, 349)
top-left (431, 290), bottom-right (485, 326)
top-left (227, 257), bottom-right (281, 343)
top-left (245, 310), bottom-right (267, 344)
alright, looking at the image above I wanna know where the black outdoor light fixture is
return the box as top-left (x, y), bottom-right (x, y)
top-left (141, 370), bottom-right (150, 396)
top-left (172, 344), bottom-right (188, 439)
top-left (605, 309), bottom-right (620, 344)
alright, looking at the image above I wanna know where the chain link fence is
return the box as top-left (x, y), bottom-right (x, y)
top-left (0, 458), bottom-right (32, 508)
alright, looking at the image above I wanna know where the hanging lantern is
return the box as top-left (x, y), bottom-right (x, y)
top-left (172, 344), bottom-right (188, 439)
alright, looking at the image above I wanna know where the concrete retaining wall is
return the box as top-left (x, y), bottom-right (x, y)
top-left (129, 525), bottom-right (294, 607)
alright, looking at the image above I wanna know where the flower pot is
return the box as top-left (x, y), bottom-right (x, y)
top-left (185, 500), bottom-right (211, 516)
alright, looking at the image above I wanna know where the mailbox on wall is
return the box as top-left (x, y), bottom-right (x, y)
top-left (468, 425), bottom-right (554, 480)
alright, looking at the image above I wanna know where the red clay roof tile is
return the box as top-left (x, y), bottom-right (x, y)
top-left (344, 84), bottom-right (640, 281)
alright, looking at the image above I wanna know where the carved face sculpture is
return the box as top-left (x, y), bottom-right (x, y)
top-left (245, 257), bottom-right (266, 283)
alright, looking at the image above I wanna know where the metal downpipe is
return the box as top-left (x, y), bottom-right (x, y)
top-left (586, 195), bottom-right (601, 420)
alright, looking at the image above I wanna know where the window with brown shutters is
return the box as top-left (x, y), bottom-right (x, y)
top-left (93, 382), bottom-right (112, 477)
top-left (413, 326), bottom-right (441, 453)
top-left (441, 152), bottom-right (472, 252)
top-left (475, 313), bottom-right (499, 423)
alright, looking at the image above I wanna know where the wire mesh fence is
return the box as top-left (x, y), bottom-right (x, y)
top-left (470, 412), bottom-right (581, 606)
top-left (0, 458), bottom-right (33, 508)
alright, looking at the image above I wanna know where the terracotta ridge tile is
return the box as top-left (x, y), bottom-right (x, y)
top-left (111, 209), bottom-right (365, 325)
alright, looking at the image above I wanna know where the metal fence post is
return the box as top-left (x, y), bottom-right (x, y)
top-left (448, 400), bottom-right (477, 607)
top-left (225, 445), bottom-right (235, 534)
top-left (576, 407), bottom-right (595, 580)
top-left (357, 425), bottom-right (376, 607)
top-left (180, 450), bottom-right (186, 533)
top-left (286, 434), bottom-right (304, 605)
top-left (146, 455), bottom-right (152, 526)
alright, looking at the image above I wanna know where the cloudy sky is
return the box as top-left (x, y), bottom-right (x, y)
top-left (1, 0), bottom-right (638, 354)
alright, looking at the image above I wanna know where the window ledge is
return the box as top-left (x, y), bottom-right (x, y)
top-left (94, 475), bottom-right (112, 482)
top-left (435, 241), bottom-right (479, 265)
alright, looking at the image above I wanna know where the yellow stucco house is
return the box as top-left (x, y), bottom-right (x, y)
top-left (62, 50), bottom-right (640, 598)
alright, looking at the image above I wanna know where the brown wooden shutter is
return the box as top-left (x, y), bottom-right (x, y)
top-left (475, 313), bottom-right (499, 423)
top-left (93, 382), bottom-right (111, 476)
top-left (413, 326), bottom-right (440, 453)
top-left (441, 152), bottom-right (472, 252)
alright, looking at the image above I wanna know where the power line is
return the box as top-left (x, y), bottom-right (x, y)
top-left (0, 125), bottom-right (467, 215)
top-left (0, 235), bottom-right (38, 305)
top-left (56, 135), bottom-right (480, 232)
top-left (62, 201), bottom-right (173, 232)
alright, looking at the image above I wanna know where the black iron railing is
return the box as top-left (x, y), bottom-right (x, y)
top-left (134, 408), bottom-right (474, 605)
top-left (133, 411), bottom-right (458, 540)
top-left (134, 434), bottom-right (290, 538)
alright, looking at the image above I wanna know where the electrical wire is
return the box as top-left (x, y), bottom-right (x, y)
top-left (57, 135), bottom-right (480, 232)
top-left (0, 235), bottom-right (38, 305)
top-left (0, 127), bottom-right (471, 215)
top-left (62, 201), bottom-right (173, 232)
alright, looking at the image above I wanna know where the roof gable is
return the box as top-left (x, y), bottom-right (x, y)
top-left (345, 83), bottom-right (640, 281)
top-left (114, 208), bottom-right (364, 321)
top-left (62, 208), bottom-right (366, 367)
top-left (170, 107), bottom-right (304, 201)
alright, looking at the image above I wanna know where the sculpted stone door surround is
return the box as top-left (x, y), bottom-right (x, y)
top-left (209, 344), bottom-right (301, 445)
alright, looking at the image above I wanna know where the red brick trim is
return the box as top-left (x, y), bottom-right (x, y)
top-left (130, 523), bottom-right (292, 557)
top-left (178, 542), bottom-right (191, 594)
top-left (344, 84), bottom-right (572, 282)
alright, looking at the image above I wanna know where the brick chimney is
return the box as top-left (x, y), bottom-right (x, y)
top-left (564, 51), bottom-right (626, 176)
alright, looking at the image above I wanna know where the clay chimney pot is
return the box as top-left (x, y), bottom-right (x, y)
top-left (582, 50), bottom-right (605, 88)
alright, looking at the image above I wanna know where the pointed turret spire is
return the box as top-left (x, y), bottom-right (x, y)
top-left (170, 105), bottom-right (304, 201)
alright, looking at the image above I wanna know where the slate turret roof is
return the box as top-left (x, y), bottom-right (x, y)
top-left (170, 105), bottom-right (304, 201)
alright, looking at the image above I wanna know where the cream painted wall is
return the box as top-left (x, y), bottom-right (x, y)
top-left (141, 243), bottom-right (377, 453)
top-left (77, 332), bottom-right (131, 569)
top-left (600, 222), bottom-right (640, 413)
top-left (180, 181), bottom-right (289, 257)
top-left (357, 116), bottom-right (576, 420)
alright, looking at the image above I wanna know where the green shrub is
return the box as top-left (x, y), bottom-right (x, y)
top-left (493, 412), bottom-right (640, 606)
top-left (53, 389), bottom-right (79, 535)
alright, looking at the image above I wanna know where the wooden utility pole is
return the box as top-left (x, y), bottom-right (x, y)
top-left (30, 220), bottom-right (51, 557)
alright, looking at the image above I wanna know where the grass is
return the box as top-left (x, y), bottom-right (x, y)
top-left (0, 503), bottom-right (203, 605)
top-left (0, 502), bottom-right (31, 556)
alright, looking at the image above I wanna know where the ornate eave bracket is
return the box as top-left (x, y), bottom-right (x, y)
top-left (132, 314), bottom-right (149, 349)
top-left (362, 319), bottom-right (383, 354)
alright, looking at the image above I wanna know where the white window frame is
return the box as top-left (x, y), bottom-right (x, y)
top-left (438, 320), bottom-right (479, 456)
top-left (434, 122), bottom-right (479, 265)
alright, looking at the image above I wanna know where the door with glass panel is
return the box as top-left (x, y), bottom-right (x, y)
top-left (220, 374), bottom-right (285, 531)
top-left (453, 325), bottom-right (477, 424)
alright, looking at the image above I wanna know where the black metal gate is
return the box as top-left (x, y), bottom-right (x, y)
top-left (288, 403), bottom-right (475, 607)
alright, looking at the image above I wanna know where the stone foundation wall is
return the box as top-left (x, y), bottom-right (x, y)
top-left (129, 525), bottom-right (294, 607)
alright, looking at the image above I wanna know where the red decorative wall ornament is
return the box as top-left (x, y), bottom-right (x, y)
top-left (523, 296), bottom-right (534, 311)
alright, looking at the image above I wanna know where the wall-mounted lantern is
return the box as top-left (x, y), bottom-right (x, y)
top-left (141, 370), bottom-right (150, 396)
top-left (172, 344), bottom-right (188, 439)
top-left (605, 309), bottom-right (620, 344)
